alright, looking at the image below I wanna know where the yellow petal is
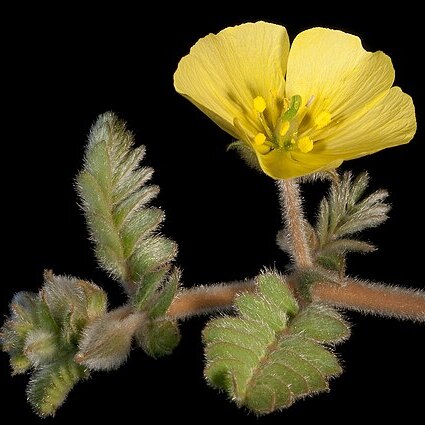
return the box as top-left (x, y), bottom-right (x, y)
top-left (256, 148), bottom-right (342, 180)
top-left (314, 87), bottom-right (416, 158)
top-left (174, 22), bottom-right (289, 139)
top-left (286, 28), bottom-right (395, 127)
top-left (257, 87), bottom-right (416, 180)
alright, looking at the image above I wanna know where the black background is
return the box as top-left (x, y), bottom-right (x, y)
top-left (1, 5), bottom-right (423, 423)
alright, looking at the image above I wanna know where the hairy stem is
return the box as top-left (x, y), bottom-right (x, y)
top-left (312, 279), bottom-right (425, 322)
top-left (167, 279), bottom-right (425, 322)
top-left (167, 280), bottom-right (256, 319)
top-left (278, 179), bottom-right (312, 268)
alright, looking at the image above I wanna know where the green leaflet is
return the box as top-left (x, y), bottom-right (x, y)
top-left (134, 269), bottom-right (181, 357)
top-left (27, 360), bottom-right (86, 417)
top-left (203, 272), bottom-right (350, 415)
top-left (315, 172), bottom-right (389, 250)
top-left (148, 268), bottom-right (181, 319)
top-left (77, 112), bottom-right (178, 297)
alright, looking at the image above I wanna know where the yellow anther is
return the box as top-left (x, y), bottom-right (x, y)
top-left (298, 136), bottom-right (314, 153)
top-left (315, 111), bottom-right (332, 129)
top-left (254, 132), bottom-right (267, 146)
top-left (253, 96), bottom-right (267, 113)
top-left (279, 121), bottom-right (290, 136)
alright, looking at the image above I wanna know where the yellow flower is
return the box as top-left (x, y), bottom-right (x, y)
top-left (174, 22), bottom-right (416, 179)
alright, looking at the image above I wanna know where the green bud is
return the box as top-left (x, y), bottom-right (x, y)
top-left (136, 319), bottom-right (180, 358)
top-left (76, 308), bottom-right (144, 371)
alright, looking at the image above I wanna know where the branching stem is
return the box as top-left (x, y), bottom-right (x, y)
top-left (167, 279), bottom-right (425, 322)
top-left (167, 178), bottom-right (424, 322)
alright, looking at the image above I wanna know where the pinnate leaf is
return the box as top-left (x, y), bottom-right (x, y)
top-left (203, 271), bottom-right (350, 414)
top-left (77, 112), bottom-right (178, 295)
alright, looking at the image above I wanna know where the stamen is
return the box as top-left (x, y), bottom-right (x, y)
top-left (253, 96), bottom-right (267, 113)
top-left (254, 133), bottom-right (267, 146)
top-left (253, 96), bottom-right (274, 139)
top-left (258, 115), bottom-right (274, 140)
top-left (244, 94), bottom-right (317, 157)
top-left (298, 136), bottom-right (314, 153)
top-left (253, 133), bottom-right (271, 154)
top-left (315, 111), bottom-right (332, 129)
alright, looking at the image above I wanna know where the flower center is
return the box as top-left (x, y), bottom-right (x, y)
top-left (251, 95), bottom-right (326, 155)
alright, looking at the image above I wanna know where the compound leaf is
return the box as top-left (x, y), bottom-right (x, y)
top-left (203, 271), bottom-right (350, 415)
